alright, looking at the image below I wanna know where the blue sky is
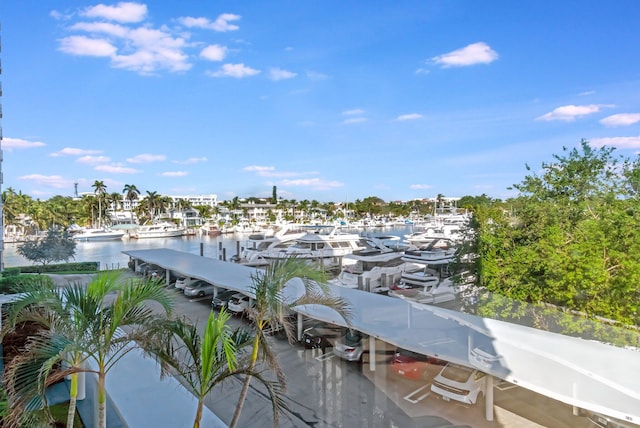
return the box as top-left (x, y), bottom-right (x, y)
top-left (3, 1), bottom-right (640, 203)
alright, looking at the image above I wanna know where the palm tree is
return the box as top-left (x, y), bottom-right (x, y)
top-left (92, 180), bottom-right (107, 228)
top-left (229, 257), bottom-right (353, 428)
top-left (3, 271), bottom-right (175, 428)
top-left (144, 309), bottom-right (286, 428)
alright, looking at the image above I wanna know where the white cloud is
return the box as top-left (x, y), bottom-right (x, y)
top-left (77, 155), bottom-right (111, 164)
top-left (18, 174), bottom-right (71, 189)
top-left (127, 153), bottom-right (166, 163)
top-left (70, 22), bottom-right (129, 38)
top-left (269, 68), bottom-right (297, 81)
top-left (2, 137), bottom-right (46, 151)
top-left (590, 136), bottom-right (640, 149)
top-left (410, 184), bottom-right (433, 190)
top-left (415, 68), bottom-right (430, 75)
top-left (342, 109), bottom-right (365, 116)
top-left (579, 90), bottom-right (595, 96)
top-left (600, 113), bottom-right (640, 127)
top-left (161, 171), bottom-right (188, 177)
top-left (343, 117), bottom-right (368, 124)
top-left (243, 165), bottom-right (275, 175)
top-left (174, 157), bottom-right (208, 165)
top-left (432, 42), bottom-right (498, 68)
top-left (536, 104), bottom-right (609, 122)
top-left (51, 147), bottom-right (102, 157)
top-left (82, 2), bottom-right (148, 23)
top-left (200, 44), bottom-right (227, 61)
top-left (396, 113), bottom-right (423, 121)
top-left (208, 63), bottom-right (260, 78)
top-left (281, 178), bottom-right (344, 190)
top-left (58, 36), bottom-right (117, 57)
top-left (178, 13), bottom-right (241, 32)
top-left (95, 164), bottom-right (140, 173)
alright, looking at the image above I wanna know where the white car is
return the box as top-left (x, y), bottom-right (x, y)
top-left (175, 277), bottom-right (195, 290)
top-left (227, 293), bottom-right (253, 315)
top-left (430, 363), bottom-right (486, 405)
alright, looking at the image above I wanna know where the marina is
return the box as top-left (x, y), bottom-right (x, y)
top-left (2, 225), bottom-right (415, 270)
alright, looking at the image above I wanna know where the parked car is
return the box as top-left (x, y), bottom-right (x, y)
top-left (585, 411), bottom-right (636, 428)
top-left (390, 348), bottom-right (447, 381)
top-left (227, 293), bottom-right (253, 315)
top-left (175, 277), bottom-right (196, 290)
top-left (212, 289), bottom-right (237, 310)
top-left (333, 330), bottom-right (368, 362)
top-left (302, 322), bottom-right (348, 351)
top-left (430, 363), bottom-right (486, 405)
top-left (183, 280), bottom-right (215, 298)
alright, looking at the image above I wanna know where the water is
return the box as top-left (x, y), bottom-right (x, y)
top-left (3, 226), bottom-right (413, 270)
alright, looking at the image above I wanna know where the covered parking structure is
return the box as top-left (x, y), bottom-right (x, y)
top-left (124, 248), bottom-right (640, 425)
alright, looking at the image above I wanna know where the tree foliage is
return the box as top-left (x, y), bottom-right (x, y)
top-left (471, 140), bottom-right (640, 326)
top-left (16, 227), bottom-right (77, 266)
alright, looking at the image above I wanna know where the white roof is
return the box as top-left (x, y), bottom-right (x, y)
top-left (124, 249), bottom-right (640, 424)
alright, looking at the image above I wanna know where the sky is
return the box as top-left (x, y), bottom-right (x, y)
top-left (2, 1), bottom-right (640, 203)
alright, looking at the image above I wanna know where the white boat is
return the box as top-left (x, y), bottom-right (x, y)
top-left (259, 225), bottom-right (374, 270)
top-left (132, 223), bottom-right (185, 239)
top-left (232, 223), bottom-right (307, 266)
top-left (200, 221), bottom-right (222, 237)
top-left (328, 251), bottom-right (424, 294)
top-left (72, 228), bottom-right (125, 242)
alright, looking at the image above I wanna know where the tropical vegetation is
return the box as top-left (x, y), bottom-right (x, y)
top-left (229, 257), bottom-right (353, 428)
top-left (2, 271), bottom-right (174, 428)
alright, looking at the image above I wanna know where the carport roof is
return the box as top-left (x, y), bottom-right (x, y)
top-left (124, 248), bottom-right (640, 424)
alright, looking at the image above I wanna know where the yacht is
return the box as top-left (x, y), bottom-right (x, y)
top-left (258, 226), bottom-right (374, 270)
top-left (200, 221), bottom-right (222, 237)
top-left (232, 223), bottom-right (306, 266)
top-left (328, 250), bottom-right (424, 294)
top-left (132, 223), bottom-right (185, 239)
top-left (72, 228), bottom-right (125, 242)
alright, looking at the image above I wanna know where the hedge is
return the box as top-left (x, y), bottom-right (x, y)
top-left (0, 274), bottom-right (54, 294)
top-left (11, 262), bottom-right (100, 274)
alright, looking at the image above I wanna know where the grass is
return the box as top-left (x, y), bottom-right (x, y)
top-left (49, 403), bottom-right (85, 428)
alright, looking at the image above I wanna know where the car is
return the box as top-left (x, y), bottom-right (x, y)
top-left (333, 330), bottom-right (368, 362)
top-left (183, 280), bottom-right (215, 298)
top-left (302, 322), bottom-right (348, 351)
top-left (212, 289), bottom-right (238, 310)
top-left (389, 348), bottom-right (447, 381)
top-left (585, 410), bottom-right (636, 428)
top-left (430, 363), bottom-right (486, 405)
top-left (175, 277), bottom-right (196, 290)
top-left (227, 293), bottom-right (254, 315)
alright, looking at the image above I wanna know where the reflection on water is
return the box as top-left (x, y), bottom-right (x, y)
top-left (3, 234), bottom-right (247, 269)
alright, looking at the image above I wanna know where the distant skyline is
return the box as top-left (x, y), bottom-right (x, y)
top-left (2, 1), bottom-right (640, 202)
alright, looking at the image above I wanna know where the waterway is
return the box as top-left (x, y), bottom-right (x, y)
top-left (3, 226), bottom-right (414, 270)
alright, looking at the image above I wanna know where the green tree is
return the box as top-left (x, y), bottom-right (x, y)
top-left (229, 258), bottom-right (352, 428)
top-left (473, 140), bottom-right (640, 325)
top-left (16, 227), bottom-right (76, 266)
top-left (4, 271), bottom-right (175, 428)
top-left (92, 181), bottom-right (107, 228)
top-left (145, 309), bottom-right (285, 428)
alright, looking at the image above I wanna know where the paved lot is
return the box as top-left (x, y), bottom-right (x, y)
top-left (55, 272), bottom-right (598, 427)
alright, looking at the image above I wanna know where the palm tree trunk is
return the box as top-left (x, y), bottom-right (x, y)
top-left (193, 398), bottom-right (204, 428)
top-left (98, 372), bottom-right (107, 428)
top-left (66, 372), bottom-right (78, 428)
top-left (229, 333), bottom-right (260, 428)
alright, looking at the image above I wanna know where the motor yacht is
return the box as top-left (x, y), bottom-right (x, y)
top-left (71, 228), bottom-right (126, 242)
top-left (132, 222), bottom-right (185, 239)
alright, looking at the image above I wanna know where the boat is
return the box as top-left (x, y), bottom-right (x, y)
top-left (232, 223), bottom-right (307, 266)
top-left (200, 221), bottom-right (222, 237)
top-left (132, 223), bottom-right (185, 239)
top-left (71, 228), bottom-right (126, 242)
top-left (258, 225), bottom-right (375, 270)
top-left (328, 250), bottom-right (424, 294)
